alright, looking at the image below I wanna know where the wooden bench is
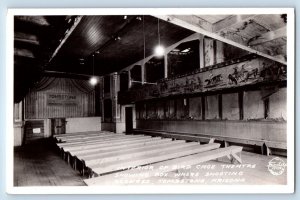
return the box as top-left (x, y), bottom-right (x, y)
top-left (133, 129), bottom-right (286, 156)
top-left (83, 140), bottom-right (189, 168)
top-left (56, 134), bottom-right (149, 148)
top-left (70, 138), bottom-right (172, 158)
top-left (89, 143), bottom-right (221, 177)
top-left (54, 131), bottom-right (107, 142)
top-left (60, 136), bottom-right (160, 167)
top-left (133, 129), bottom-right (215, 144)
top-left (84, 145), bottom-right (243, 186)
top-left (72, 139), bottom-right (184, 173)
top-left (56, 133), bottom-right (113, 143)
top-left (71, 138), bottom-right (175, 171)
top-left (78, 140), bottom-right (184, 161)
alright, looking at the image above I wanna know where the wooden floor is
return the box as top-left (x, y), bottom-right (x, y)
top-left (14, 134), bottom-right (287, 187)
top-left (84, 151), bottom-right (287, 186)
top-left (14, 138), bottom-right (86, 186)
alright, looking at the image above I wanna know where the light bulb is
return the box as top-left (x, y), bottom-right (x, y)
top-left (89, 76), bottom-right (98, 85)
top-left (154, 45), bottom-right (165, 57)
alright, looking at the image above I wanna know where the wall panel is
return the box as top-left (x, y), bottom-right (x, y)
top-left (205, 95), bottom-right (219, 119)
top-left (269, 88), bottom-right (287, 120)
top-left (244, 91), bottom-right (264, 120)
top-left (136, 120), bottom-right (286, 143)
top-left (189, 96), bottom-right (202, 120)
top-left (222, 93), bottom-right (239, 120)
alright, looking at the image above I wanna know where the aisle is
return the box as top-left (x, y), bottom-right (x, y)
top-left (14, 138), bottom-right (86, 186)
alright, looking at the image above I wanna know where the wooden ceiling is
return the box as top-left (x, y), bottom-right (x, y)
top-left (14, 14), bottom-right (287, 102)
top-left (48, 15), bottom-right (194, 75)
top-left (156, 14), bottom-right (287, 64)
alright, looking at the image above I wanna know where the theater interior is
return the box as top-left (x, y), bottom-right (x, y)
top-left (12, 13), bottom-right (288, 186)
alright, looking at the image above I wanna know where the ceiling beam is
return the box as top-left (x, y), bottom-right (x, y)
top-left (120, 33), bottom-right (201, 73)
top-left (14, 48), bottom-right (35, 58)
top-left (153, 15), bottom-right (286, 65)
top-left (14, 32), bottom-right (40, 45)
top-left (212, 15), bottom-right (255, 32)
top-left (15, 16), bottom-right (50, 26)
top-left (248, 26), bottom-right (286, 46)
top-left (169, 15), bottom-right (213, 32)
top-left (48, 16), bottom-right (83, 63)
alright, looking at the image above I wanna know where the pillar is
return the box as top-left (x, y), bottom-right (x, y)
top-left (128, 70), bottom-right (132, 89)
top-left (199, 35), bottom-right (205, 69)
top-left (141, 64), bottom-right (145, 84)
top-left (164, 53), bottom-right (168, 78)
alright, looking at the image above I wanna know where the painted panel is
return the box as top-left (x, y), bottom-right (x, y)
top-left (205, 95), bottom-right (219, 119)
top-left (189, 96), bottom-right (202, 120)
top-left (146, 101), bottom-right (157, 119)
top-left (168, 99), bottom-right (176, 119)
top-left (269, 88), bottom-right (287, 120)
top-left (46, 93), bottom-right (78, 106)
top-left (176, 98), bottom-right (185, 119)
top-left (222, 93), bottom-right (240, 120)
top-left (156, 101), bottom-right (165, 119)
top-left (204, 38), bottom-right (214, 66)
top-left (118, 56), bottom-right (286, 104)
top-left (244, 91), bottom-right (264, 120)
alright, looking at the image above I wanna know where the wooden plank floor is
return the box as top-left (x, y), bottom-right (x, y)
top-left (84, 150), bottom-right (287, 186)
top-left (14, 139), bottom-right (86, 186)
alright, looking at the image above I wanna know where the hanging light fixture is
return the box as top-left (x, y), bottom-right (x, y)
top-left (89, 54), bottom-right (98, 86)
top-left (154, 18), bottom-right (165, 57)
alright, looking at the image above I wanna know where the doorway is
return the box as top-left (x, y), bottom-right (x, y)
top-left (51, 118), bottom-right (66, 135)
top-left (125, 107), bottom-right (133, 134)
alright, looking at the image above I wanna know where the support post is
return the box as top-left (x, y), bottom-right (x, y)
top-left (199, 35), bottom-right (205, 69)
top-left (164, 53), bottom-right (168, 78)
top-left (128, 70), bottom-right (132, 89)
top-left (141, 64), bottom-right (145, 84)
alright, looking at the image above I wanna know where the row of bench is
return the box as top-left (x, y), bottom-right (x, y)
top-left (53, 131), bottom-right (243, 186)
top-left (132, 129), bottom-right (287, 156)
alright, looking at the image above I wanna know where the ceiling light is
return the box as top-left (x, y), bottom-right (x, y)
top-left (89, 76), bottom-right (98, 86)
top-left (124, 15), bottom-right (127, 20)
top-left (154, 45), bottom-right (165, 57)
top-left (89, 54), bottom-right (98, 86)
top-left (154, 18), bottom-right (165, 57)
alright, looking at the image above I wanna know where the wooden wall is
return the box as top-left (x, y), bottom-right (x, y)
top-left (136, 120), bottom-right (287, 144)
top-left (136, 88), bottom-right (287, 122)
top-left (135, 88), bottom-right (287, 144)
top-left (25, 77), bottom-right (96, 119)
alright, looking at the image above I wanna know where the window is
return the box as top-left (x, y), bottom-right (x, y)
top-left (168, 40), bottom-right (200, 77)
top-left (104, 99), bottom-right (112, 122)
top-left (104, 76), bottom-right (110, 93)
top-left (130, 65), bottom-right (142, 88)
top-left (145, 57), bottom-right (164, 83)
top-left (119, 72), bottom-right (129, 92)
